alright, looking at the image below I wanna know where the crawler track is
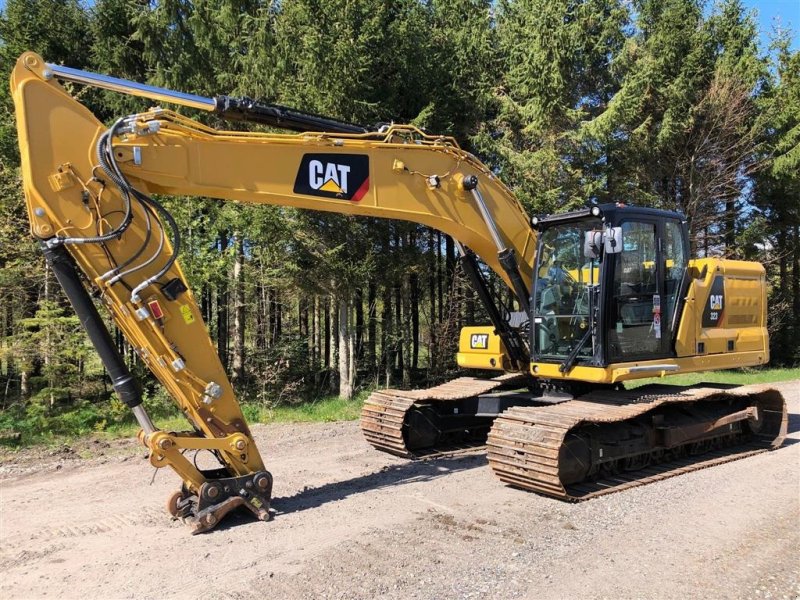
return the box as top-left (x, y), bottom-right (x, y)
top-left (360, 374), bottom-right (525, 458)
top-left (487, 383), bottom-right (788, 500)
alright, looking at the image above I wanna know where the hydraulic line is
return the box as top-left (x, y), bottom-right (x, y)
top-left (105, 192), bottom-right (164, 286)
top-left (128, 191), bottom-right (181, 303)
top-left (47, 120), bottom-right (134, 248)
top-left (95, 121), bottom-right (182, 303)
top-left (100, 191), bottom-right (156, 283)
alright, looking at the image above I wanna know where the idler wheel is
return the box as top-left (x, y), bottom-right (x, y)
top-left (558, 433), bottom-right (592, 486)
top-left (404, 406), bottom-right (441, 450)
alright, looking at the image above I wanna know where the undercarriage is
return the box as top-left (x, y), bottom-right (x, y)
top-left (361, 378), bottom-right (788, 500)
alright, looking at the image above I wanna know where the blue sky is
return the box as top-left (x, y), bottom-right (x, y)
top-left (0, 0), bottom-right (797, 52)
top-left (741, 0), bottom-right (799, 51)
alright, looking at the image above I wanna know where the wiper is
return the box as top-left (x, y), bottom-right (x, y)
top-left (559, 282), bottom-right (598, 373)
top-left (559, 326), bottom-right (592, 373)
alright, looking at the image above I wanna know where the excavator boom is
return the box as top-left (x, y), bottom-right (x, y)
top-left (11, 52), bottom-right (536, 531)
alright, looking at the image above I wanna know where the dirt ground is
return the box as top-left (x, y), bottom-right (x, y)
top-left (1, 380), bottom-right (798, 600)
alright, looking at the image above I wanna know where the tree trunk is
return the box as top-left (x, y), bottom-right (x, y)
top-left (217, 231), bottom-right (229, 370)
top-left (402, 276), bottom-right (412, 387)
top-left (437, 231), bottom-right (443, 323)
top-left (355, 288), bottom-right (364, 361)
top-left (778, 227), bottom-right (788, 301)
top-left (255, 280), bottom-right (266, 355)
top-left (337, 296), bottom-right (353, 399)
top-left (465, 283), bottom-right (475, 324)
top-left (382, 285), bottom-right (393, 387)
top-left (428, 229), bottom-right (437, 371)
top-left (725, 199), bottom-right (736, 258)
top-left (349, 311), bottom-right (357, 396)
top-left (231, 236), bottom-right (245, 385)
top-left (793, 225), bottom-right (799, 321)
top-left (3, 301), bottom-right (13, 398)
top-left (201, 285), bottom-right (211, 325)
top-left (43, 267), bottom-right (54, 407)
top-left (331, 298), bottom-right (339, 393)
top-left (324, 296), bottom-right (331, 368)
top-left (367, 280), bottom-right (377, 372)
top-left (313, 295), bottom-right (320, 377)
top-left (394, 282), bottom-right (402, 372)
top-left (445, 235), bottom-right (455, 287)
top-left (410, 271), bottom-right (419, 370)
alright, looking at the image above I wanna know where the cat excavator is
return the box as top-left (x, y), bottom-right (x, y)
top-left (11, 52), bottom-right (787, 534)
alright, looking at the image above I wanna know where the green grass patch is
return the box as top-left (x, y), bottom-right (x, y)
top-left (243, 390), bottom-right (369, 424)
top-left (0, 390), bottom-right (370, 449)
top-left (2, 368), bottom-right (797, 450)
top-left (625, 367), bottom-right (800, 388)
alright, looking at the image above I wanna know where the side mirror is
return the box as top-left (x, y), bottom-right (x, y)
top-left (604, 226), bottom-right (623, 254)
top-left (584, 230), bottom-right (604, 259)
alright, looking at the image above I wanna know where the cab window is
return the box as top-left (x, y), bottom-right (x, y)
top-left (607, 221), bottom-right (659, 361)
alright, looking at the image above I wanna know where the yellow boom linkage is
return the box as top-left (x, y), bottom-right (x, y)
top-left (11, 52), bottom-right (535, 532)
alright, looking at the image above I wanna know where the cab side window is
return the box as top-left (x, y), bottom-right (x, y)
top-left (663, 220), bottom-right (687, 340)
top-left (607, 221), bottom-right (660, 360)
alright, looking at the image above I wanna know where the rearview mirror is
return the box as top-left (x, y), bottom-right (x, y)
top-left (604, 226), bottom-right (623, 254)
top-left (584, 230), bottom-right (604, 259)
top-left (584, 226), bottom-right (624, 258)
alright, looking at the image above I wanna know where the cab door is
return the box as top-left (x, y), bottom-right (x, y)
top-left (661, 218), bottom-right (689, 349)
top-left (605, 217), bottom-right (688, 363)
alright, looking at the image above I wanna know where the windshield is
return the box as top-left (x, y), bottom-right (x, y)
top-left (533, 218), bottom-right (602, 361)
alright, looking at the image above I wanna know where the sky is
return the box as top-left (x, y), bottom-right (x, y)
top-left (0, 0), bottom-right (797, 52)
top-left (740, 0), bottom-right (799, 51)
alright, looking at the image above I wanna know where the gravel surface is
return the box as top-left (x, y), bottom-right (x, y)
top-left (1, 380), bottom-right (798, 600)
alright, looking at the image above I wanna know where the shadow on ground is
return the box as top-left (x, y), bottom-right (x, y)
top-left (787, 412), bottom-right (800, 435)
top-left (208, 452), bottom-right (487, 532)
top-left (271, 453), bottom-right (487, 516)
top-left (211, 409), bottom-right (799, 533)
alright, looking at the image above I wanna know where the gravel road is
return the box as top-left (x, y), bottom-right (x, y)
top-left (1, 380), bottom-right (798, 600)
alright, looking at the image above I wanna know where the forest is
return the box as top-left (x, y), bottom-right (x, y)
top-left (0, 0), bottom-right (797, 439)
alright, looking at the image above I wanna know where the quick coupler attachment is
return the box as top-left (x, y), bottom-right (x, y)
top-left (167, 470), bottom-right (273, 535)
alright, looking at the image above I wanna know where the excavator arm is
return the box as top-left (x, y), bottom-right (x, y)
top-left (11, 52), bottom-right (536, 532)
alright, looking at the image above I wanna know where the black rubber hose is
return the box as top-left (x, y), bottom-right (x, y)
top-left (50, 121), bottom-right (134, 247)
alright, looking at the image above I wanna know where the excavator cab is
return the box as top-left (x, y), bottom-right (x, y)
top-left (530, 203), bottom-right (689, 374)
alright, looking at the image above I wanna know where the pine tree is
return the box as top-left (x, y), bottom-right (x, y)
top-left (583, 0), bottom-right (766, 253)
top-left (753, 32), bottom-right (800, 364)
top-left (477, 0), bottom-right (628, 214)
top-left (0, 0), bottom-right (92, 400)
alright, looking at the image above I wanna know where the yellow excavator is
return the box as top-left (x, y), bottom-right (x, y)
top-left (10, 52), bottom-right (787, 533)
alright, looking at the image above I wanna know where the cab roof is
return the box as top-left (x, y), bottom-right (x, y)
top-left (533, 203), bottom-right (686, 229)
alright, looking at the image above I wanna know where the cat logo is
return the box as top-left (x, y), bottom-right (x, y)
top-left (702, 276), bottom-right (725, 328)
top-left (470, 333), bottom-right (489, 350)
top-left (294, 154), bottom-right (370, 201)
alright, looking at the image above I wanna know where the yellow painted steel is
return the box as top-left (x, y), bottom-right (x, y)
top-left (10, 52), bottom-right (536, 494)
top-left (532, 257), bottom-right (769, 383)
top-left (457, 326), bottom-right (508, 370)
top-left (674, 258), bottom-right (768, 359)
top-left (532, 351), bottom-right (768, 384)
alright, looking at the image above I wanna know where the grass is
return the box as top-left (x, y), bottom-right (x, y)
top-left (625, 366), bottom-right (800, 388)
top-left (1, 368), bottom-right (796, 450)
top-left (0, 391), bottom-right (371, 449)
top-left (245, 391), bottom-right (370, 424)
